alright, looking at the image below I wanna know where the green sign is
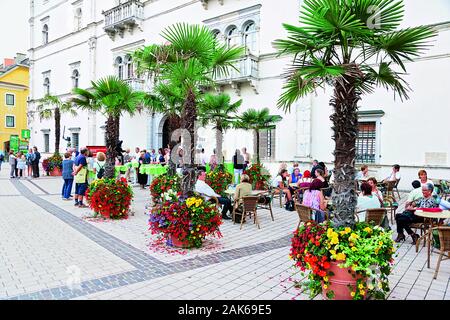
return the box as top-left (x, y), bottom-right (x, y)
top-left (19, 141), bottom-right (29, 154)
top-left (10, 135), bottom-right (19, 153)
top-left (21, 129), bottom-right (31, 140)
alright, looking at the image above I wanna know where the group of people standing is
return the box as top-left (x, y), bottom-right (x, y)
top-left (2, 147), bottom-right (41, 179)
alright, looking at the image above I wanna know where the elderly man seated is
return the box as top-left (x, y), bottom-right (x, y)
top-left (195, 166), bottom-right (232, 220)
top-left (394, 183), bottom-right (438, 244)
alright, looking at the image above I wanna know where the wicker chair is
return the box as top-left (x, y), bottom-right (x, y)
top-left (295, 203), bottom-right (313, 230)
top-left (433, 226), bottom-right (450, 279)
top-left (365, 208), bottom-right (387, 226)
top-left (234, 196), bottom-right (260, 230)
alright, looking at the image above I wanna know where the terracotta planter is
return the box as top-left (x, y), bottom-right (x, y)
top-left (167, 234), bottom-right (190, 248)
top-left (322, 261), bottom-right (366, 300)
top-left (49, 167), bottom-right (62, 176)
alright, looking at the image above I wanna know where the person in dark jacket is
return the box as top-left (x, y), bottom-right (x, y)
top-left (232, 149), bottom-right (245, 185)
top-left (32, 146), bottom-right (41, 178)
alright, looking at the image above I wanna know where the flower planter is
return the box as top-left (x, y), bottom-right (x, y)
top-left (49, 167), bottom-right (62, 176)
top-left (167, 234), bottom-right (190, 248)
top-left (322, 261), bottom-right (366, 300)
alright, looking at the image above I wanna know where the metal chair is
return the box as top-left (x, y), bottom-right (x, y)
top-left (295, 203), bottom-right (313, 230)
top-left (393, 179), bottom-right (401, 200)
top-left (256, 193), bottom-right (275, 223)
top-left (365, 208), bottom-right (387, 226)
top-left (383, 195), bottom-right (398, 224)
top-left (433, 226), bottom-right (450, 279)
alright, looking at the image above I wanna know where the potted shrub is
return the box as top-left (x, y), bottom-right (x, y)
top-left (86, 177), bottom-right (133, 220)
top-left (244, 163), bottom-right (271, 190)
top-left (205, 165), bottom-right (233, 197)
top-left (43, 153), bottom-right (63, 176)
top-left (290, 221), bottom-right (396, 300)
top-left (149, 192), bottom-right (223, 249)
top-left (150, 174), bottom-right (181, 205)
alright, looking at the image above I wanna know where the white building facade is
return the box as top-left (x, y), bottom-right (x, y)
top-left (28, 0), bottom-right (450, 190)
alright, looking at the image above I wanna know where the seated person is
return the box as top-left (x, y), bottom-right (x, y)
top-left (318, 162), bottom-right (329, 178)
top-left (407, 180), bottom-right (424, 203)
top-left (272, 169), bottom-right (294, 210)
top-left (195, 167), bottom-right (233, 220)
top-left (417, 169), bottom-right (434, 188)
top-left (289, 167), bottom-right (303, 185)
top-left (356, 165), bottom-right (369, 181)
top-left (302, 179), bottom-right (328, 223)
top-left (384, 164), bottom-right (401, 183)
top-left (356, 182), bottom-right (382, 222)
top-left (297, 170), bottom-right (312, 188)
top-left (395, 183), bottom-right (438, 244)
top-left (367, 177), bottom-right (384, 205)
top-left (288, 162), bottom-right (300, 175)
top-left (234, 174), bottom-right (253, 205)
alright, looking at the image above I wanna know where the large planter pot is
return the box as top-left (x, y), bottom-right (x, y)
top-left (322, 261), bottom-right (366, 300)
top-left (49, 167), bottom-right (62, 176)
top-left (167, 234), bottom-right (190, 248)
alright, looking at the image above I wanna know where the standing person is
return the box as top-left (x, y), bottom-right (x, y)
top-left (137, 151), bottom-right (149, 189)
top-left (132, 147), bottom-right (140, 185)
top-left (9, 151), bottom-right (17, 179)
top-left (17, 153), bottom-right (27, 179)
top-left (32, 147), bottom-right (41, 178)
top-left (209, 149), bottom-right (218, 171)
top-left (201, 148), bottom-right (208, 166)
top-left (26, 149), bottom-right (34, 177)
top-left (14, 152), bottom-right (19, 178)
top-left (92, 152), bottom-right (106, 180)
top-left (73, 148), bottom-right (89, 208)
top-left (242, 147), bottom-right (251, 170)
top-left (61, 152), bottom-right (74, 200)
top-left (158, 148), bottom-right (166, 165)
top-left (311, 160), bottom-right (320, 178)
top-left (115, 140), bottom-right (125, 166)
top-left (0, 151), bottom-right (4, 171)
top-left (150, 149), bottom-right (157, 163)
top-left (232, 149), bottom-right (245, 185)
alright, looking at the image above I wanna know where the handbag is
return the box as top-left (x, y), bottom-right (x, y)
top-left (75, 167), bottom-right (87, 184)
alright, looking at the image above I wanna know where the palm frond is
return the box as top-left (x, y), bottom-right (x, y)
top-left (351, 0), bottom-right (404, 32)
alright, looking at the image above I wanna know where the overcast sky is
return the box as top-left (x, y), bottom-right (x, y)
top-left (0, 0), bottom-right (29, 60)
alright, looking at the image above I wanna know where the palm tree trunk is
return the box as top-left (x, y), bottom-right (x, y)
top-left (330, 75), bottom-right (360, 228)
top-left (167, 115), bottom-right (181, 176)
top-left (216, 127), bottom-right (223, 165)
top-left (54, 107), bottom-right (61, 154)
top-left (105, 115), bottom-right (118, 179)
top-left (181, 89), bottom-right (197, 198)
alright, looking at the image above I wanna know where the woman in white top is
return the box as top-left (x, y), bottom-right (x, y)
top-left (17, 154), bottom-right (27, 178)
top-left (367, 177), bottom-right (384, 205)
top-left (357, 181), bottom-right (381, 222)
top-left (418, 169), bottom-right (434, 187)
top-left (93, 152), bottom-right (106, 180)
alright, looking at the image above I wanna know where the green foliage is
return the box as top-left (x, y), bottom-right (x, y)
top-left (198, 93), bottom-right (241, 130)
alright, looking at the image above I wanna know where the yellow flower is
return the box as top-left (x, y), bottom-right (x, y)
top-left (329, 250), bottom-right (336, 255)
top-left (360, 290), bottom-right (365, 295)
top-left (351, 247), bottom-right (357, 252)
top-left (323, 285), bottom-right (328, 289)
top-left (379, 241), bottom-right (384, 246)
top-left (323, 276), bottom-right (328, 282)
top-left (358, 283), bottom-right (364, 289)
top-left (350, 292), bottom-right (355, 297)
top-left (378, 282), bottom-right (383, 289)
top-left (191, 230), bottom-right (194, 234)
top-left (336, 253), bottom-right (346, 261)
top-left (364, 227), bottom-right (372, 233)
top-left (344, 227), bottom-right (351, 234)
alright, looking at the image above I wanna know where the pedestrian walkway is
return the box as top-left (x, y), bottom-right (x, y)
top-left (0, 163), bottom-right (448, 300)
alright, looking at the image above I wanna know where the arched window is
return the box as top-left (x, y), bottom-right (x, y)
top-left (43, 77), bottom-right (50, 95)
top-left (115, 56), bottom-right (123, 80)
top-left (72, 69), bottom-right (80, 88)
top-left (225, 26), bottom-right (238, 48)
top-left (42, 24), bottom-right (49, 45)
top-left (212, 29), bottom-right (221, 40)
top-left (243, 21), bottom-right (257, 53)
top-left (75, 8), bottom-right (82, 31)
top-left (124, 55), bottom-right (134, 79)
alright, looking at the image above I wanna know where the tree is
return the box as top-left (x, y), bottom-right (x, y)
top-left (235, 108), bottom-right (282, 164)
top-left (273, 0), bottom-right (436, 227)
top-left (198, 93), bottom-right (242, 165)
top-left (71, 76), bottom-right (146, 179)
top-left (37, 95), bottom-right (77, 154)
top-left (133, 23), bottom-right (244, 197)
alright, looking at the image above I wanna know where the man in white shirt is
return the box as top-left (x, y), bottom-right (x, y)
top-left (195, 167), bottom-right (232, 220)
top-left (384, 164), bottom-right (401, 182)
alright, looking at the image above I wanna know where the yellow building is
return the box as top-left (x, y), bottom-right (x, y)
top-left (0, 54), bottom-right (29, 155)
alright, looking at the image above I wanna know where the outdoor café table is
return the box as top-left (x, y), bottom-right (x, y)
top-left (414, 210), bottom-right (450, 268)
top-left (138, 164), bottom-right (167, 176)
top-left (206, 162), bottom-right (234, 175)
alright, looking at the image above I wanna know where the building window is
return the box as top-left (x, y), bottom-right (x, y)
top-left (42, 24), bottom-right (49, 45)
top-left (259, 128), bottom-right (275, 160)
top-left (225, 26), bottom-right (238, 47)
top-left (72, 69), bottom-right (80, 88)
top-left (243, 21), bottom-right (257, 53)
top-left (72, 133), bottom-right (80, 151)
top-left (43, 77), bottom-right (50, 95)
top-left (5, 116), bottom-right (15, 128)
top-left (44, 133), bottom-right (50, 152)
top-left (125, 55), bottom-right (134, 79)
top-left (356, 122), bottom-right (376, 164)
top-left (115, 56), bottom-right (123, 80)
top-left (5, 94), bottom-right (15, 106)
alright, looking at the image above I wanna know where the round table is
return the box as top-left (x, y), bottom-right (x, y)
top-left (414, 210), bottom-right (450, 268)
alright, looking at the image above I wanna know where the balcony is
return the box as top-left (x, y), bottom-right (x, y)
top-left (125, 78), bottom-right (145, 91)
top-left (103, 0), bottom-right (144, 40)
top-left (214, 54), bottom-right (259, 95)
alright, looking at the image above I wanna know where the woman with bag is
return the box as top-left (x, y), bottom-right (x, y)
top-left (73, 148), bottom-right (89, 208)
top-left (26, 149), bottom-right (34, 177)
top-left (62, 152), bottom-right (74, 200)
top-left (93, 152), bottom-right (106, 180)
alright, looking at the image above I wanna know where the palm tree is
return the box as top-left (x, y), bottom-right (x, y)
top-left (273, 0), bottom-right (436, 227)
top-left (37, 95), bottom-right (77, 154)
top-left (71, 76), bottom-right (146, 179)
top-left (235, 108), bottom-right (282, 164)
top-left (133, 23), bottom-right (244, 197)
top-left (198, 93), bottom-right (242, 165)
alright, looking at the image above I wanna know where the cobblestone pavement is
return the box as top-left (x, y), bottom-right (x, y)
top-left (0, 164), bottom-right (449, 300)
